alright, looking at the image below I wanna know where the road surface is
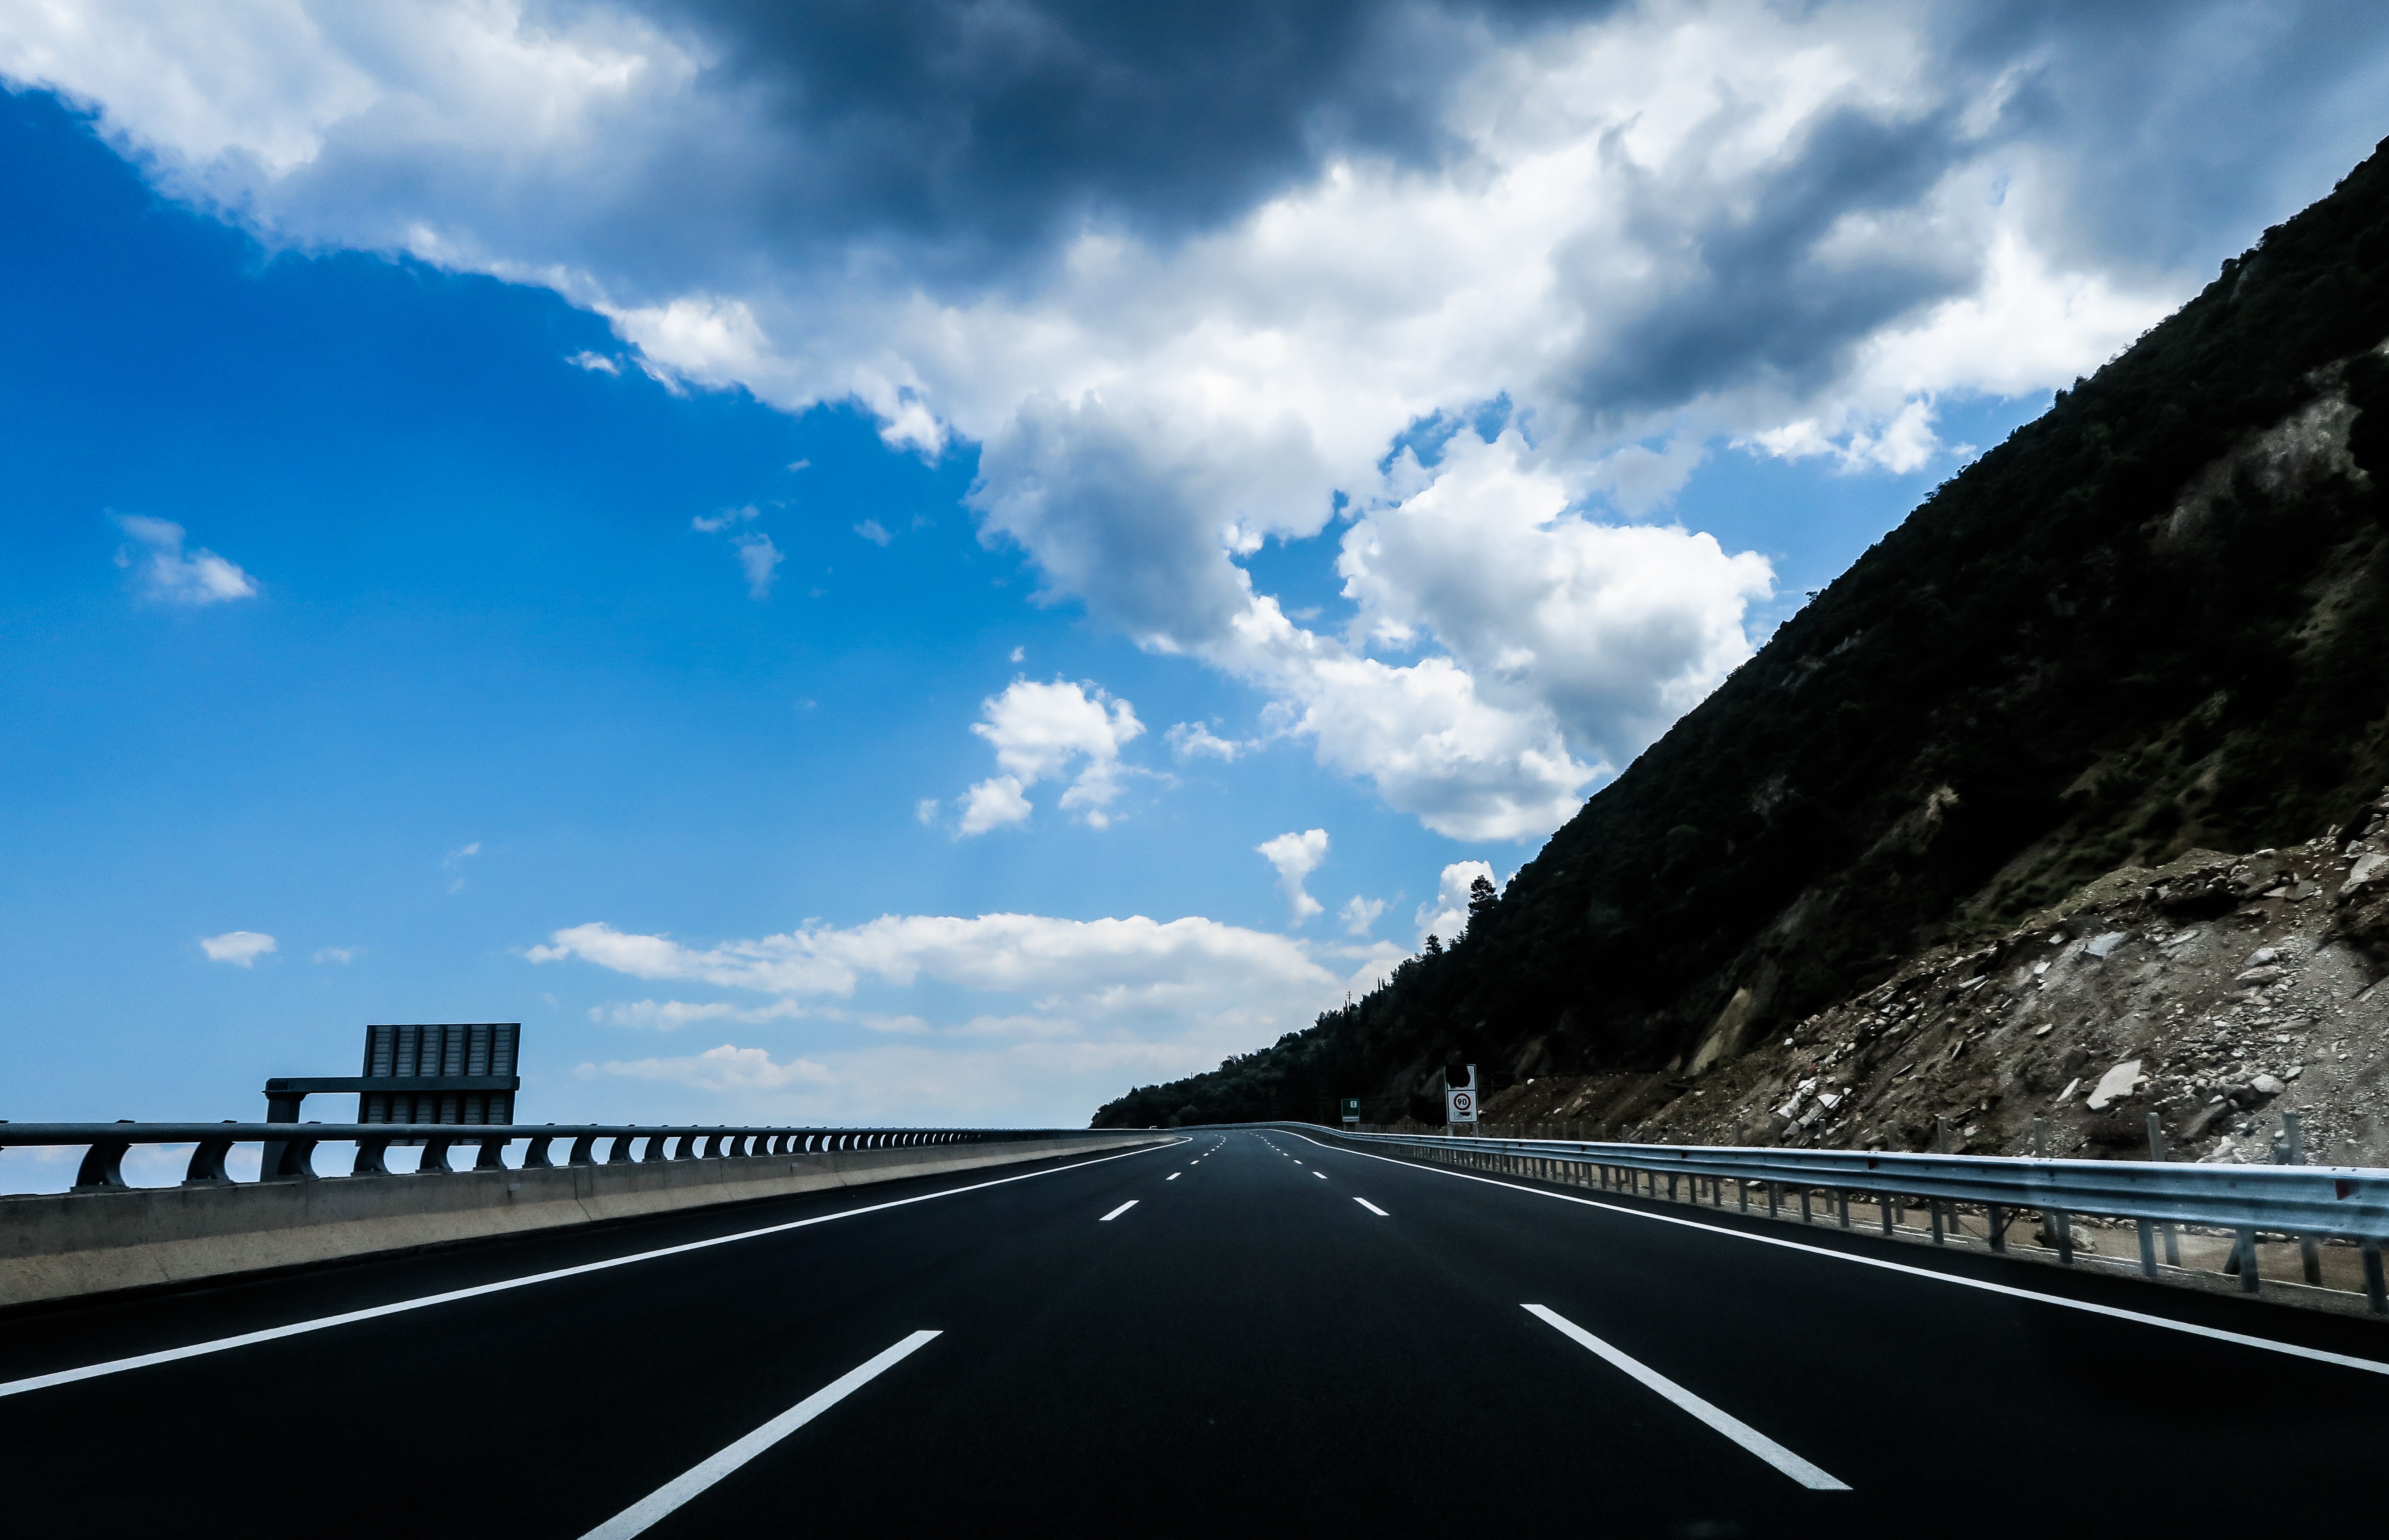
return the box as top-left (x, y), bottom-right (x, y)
top-left (1, 1128), bottom-right (2381, 1535)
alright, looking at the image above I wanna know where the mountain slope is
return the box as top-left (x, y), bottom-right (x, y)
top-left (1095, 135), bottom-right (2389, 1131)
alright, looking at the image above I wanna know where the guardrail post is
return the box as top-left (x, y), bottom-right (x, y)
top-left (2281, 1112), bottom-right (2323, 1286)
top-left (183, 1131), bottom-right (235, 1185)
top-left (607, 1131), bottom-right (639, 1163)
top-left (2147, 1115), bottom-right (2181, 1265)
top-left (1738, 1180), bottom-right (1748, 1214)
top-left (2029, 1120), bottom-right (2074, 1262)
top-left (1930, 1116), bottom-right (1953, 1245)
top-left (521, 1133), bottom-right (554, 1169)
top-left (72, 1131), bottom-right (132, 1191)
top-left (568, 1134), bottom-right (597, 1166)
top-left (1879, 1194), bottom-right (1892, 1236)
top-left (1836, 1190), bottom-right (1850, 1230)
top-left (2233, 1229), bottom-right (2262, 1293)
top-left (351, 1138), bottom-right (390, 1177)
top-left (1799, 1186), bottom-right (1813, 1224)
top-left (1768, 1182), bottom-right (1780, 1220)
top-left (2363, 1241), bottom-right (2386, 1315)
top-left (2136, 1220), bottom-right (2158, 1277)
top-left (419, 1136), bottom-right (453, 1174)
top-left (1986, 1204), bottom-right (2006, 1254)
top-left (259, 1094), bottom-right (300, 1193)
top-left (474, 1135), bottom-right (508, 1172)
top-left (263, 1134), bottom-right (319, 1181)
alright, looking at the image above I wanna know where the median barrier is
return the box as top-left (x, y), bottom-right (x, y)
top-left (0, 1125), bottom-right (1166, 1309)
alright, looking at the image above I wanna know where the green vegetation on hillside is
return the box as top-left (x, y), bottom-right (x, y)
top-left (1096, 136), bottom-right (2389, 1131)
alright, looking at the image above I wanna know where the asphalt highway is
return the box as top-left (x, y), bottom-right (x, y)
top-left (3, 1128), bottom-right (2385, 1536)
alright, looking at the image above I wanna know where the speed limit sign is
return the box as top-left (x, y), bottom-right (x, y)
top-left (1446, 1087), bottom-right (1477, 1123)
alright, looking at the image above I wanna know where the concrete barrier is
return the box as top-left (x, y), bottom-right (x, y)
top-left (0, 1134), bottom-right (1169, 1309)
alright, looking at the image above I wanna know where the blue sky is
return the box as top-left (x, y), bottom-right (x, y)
top-left (3, 2), bottom-right (2387, 1173)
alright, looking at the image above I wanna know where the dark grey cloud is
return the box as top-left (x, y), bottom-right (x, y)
top-left (1527, 0), bottom-right (2389, 433)
top-left (1938, 0), bottom-right (2389, 276)
top-left (647, 0), bottom-right (1618, 271)
top-left (636, 0), bottom-right (2389, 429)
top-left (1562, 101), bottom-right (1979, 421)
top-left (19, 0), bottom-right (2389, 844)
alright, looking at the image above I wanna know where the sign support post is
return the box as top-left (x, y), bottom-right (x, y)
top-left (1445, 1062), bottom-right (1478, 1135)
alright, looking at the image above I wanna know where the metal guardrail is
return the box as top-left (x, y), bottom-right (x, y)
top-left (1235, 1124), bottom-right (2389, 1313)
top-left (0, 1122), bottom-right (1125, 1192)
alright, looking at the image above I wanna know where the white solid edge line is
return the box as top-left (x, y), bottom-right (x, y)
top-left (1524, 1305), bottom-right (1848, 1491)
top-left (1278, 1130), bottom-right (2389, 1378)
top-left (578, 1329), bottom-right (942, 1540)
top-left (0, 1139), bottom-right (1185, 1401)
top-left (1100, 1200), bottom-right (1139, 1221)
top-left (1354, 1198), bottom-right (1389, 1216)
top-left (1166, 1173), bottom-right (1180, 1180)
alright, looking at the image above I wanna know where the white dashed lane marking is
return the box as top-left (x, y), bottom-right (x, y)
top-left (1524, 1305), bottom-right (1848, 1491)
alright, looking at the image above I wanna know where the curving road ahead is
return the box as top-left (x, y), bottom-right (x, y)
top-left (1, 1128), bottom-right (2382, 1536)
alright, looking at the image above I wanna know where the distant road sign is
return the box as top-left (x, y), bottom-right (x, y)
top-left (1340, 1098), bottom-right (1361, 1125)
top-left (1444, 1062), bottom-right (1478, 1126)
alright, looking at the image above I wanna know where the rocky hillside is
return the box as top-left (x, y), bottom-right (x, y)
top-left (1095, 134), bottom-right (2389, 1135)
top-left (1471, 801), bottom-right (2389, 1167)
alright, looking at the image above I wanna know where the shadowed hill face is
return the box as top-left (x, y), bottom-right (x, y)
top-left (1095, 134), bottom-right (2389, 1132)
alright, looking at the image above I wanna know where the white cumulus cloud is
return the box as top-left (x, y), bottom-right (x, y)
top-left (199, 930), bottom-right (276, 966)
top-left (593, 998), bottom-right (808, 1030)
top-left (1166, 721), bottom-right (1248, 762)
top-left (956, 678), bottom-right (1144, 834)
top-left (584, 1043), bottom-right (831, 1093)
top-left (733, 532), bottom-right (782, 598)
top-left (530, 907), bottom-right (1392, 1120)
top-left (1255, 829), bottom-right (1330, 925)
top-left (113, 515), bottom-right (258, 604)
top-left (1341, 430), bottom-right (1776, 773)
top-left (1416, 860), bottom-right (1497, 949)
top-left (20, 0), bottom-right (2382, 838)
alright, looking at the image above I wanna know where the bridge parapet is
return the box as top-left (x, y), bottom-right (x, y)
top-left (0, 1123), bottom-right (1166, 1309)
